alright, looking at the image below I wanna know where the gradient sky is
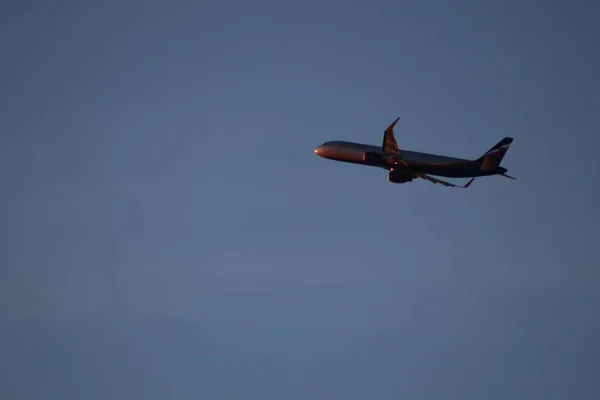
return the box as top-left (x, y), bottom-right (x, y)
top-left (1, 0), bottom-right (599, 399)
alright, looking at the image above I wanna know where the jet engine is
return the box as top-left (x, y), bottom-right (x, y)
top-left (388, 170), bottom-right (414, 184)
top-left (363, 152), bottom-right (385, 164)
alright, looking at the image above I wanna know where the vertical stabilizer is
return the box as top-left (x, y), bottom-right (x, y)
top-left (477, 137), bottom-right (513, 171)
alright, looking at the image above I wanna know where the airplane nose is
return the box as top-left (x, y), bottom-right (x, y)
top-left (314, 145), bottom-right (323, 155)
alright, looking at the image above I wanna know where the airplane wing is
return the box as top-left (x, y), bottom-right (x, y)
top-left (382, 117), bottom-right (409, 167)
top-left (382, 117), bottom-right (401, 155)
top-left (382, 118), bottom-right (473, 188)
top-left (416, 173), bottom-right (475, 188)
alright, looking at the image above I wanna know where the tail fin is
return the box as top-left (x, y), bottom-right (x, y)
top-left (477, 137), bottom-right (513, 171)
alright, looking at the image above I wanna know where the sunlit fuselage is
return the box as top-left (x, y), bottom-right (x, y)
top-left (314, 141), bottom-right (507, 178)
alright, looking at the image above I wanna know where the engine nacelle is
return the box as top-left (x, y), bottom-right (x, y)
top-left (363, 152), bottom-right (385, 164)
top-left (388, 170), bottom-right (414, 184)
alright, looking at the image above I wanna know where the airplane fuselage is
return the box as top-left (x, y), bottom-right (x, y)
top-left (314, 141), bottom-right (507, 178)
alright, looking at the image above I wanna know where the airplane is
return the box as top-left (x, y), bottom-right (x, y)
top-left (314, 117), bottom-right (515, 188)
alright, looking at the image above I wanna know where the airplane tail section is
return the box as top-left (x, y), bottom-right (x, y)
top-left (476, 137), bottom-right (513, 172)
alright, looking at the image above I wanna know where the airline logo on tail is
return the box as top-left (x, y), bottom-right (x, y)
top-left (480, 137), bottom-right (513, 171)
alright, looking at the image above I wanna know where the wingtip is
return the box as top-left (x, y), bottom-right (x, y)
top-left (463, 177), bottom-right (475, 188)
top-left (387, 117), bottom-right (400, 129)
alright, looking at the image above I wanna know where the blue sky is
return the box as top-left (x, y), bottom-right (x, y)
top-left (1, 0), bottom-right (599, 398)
